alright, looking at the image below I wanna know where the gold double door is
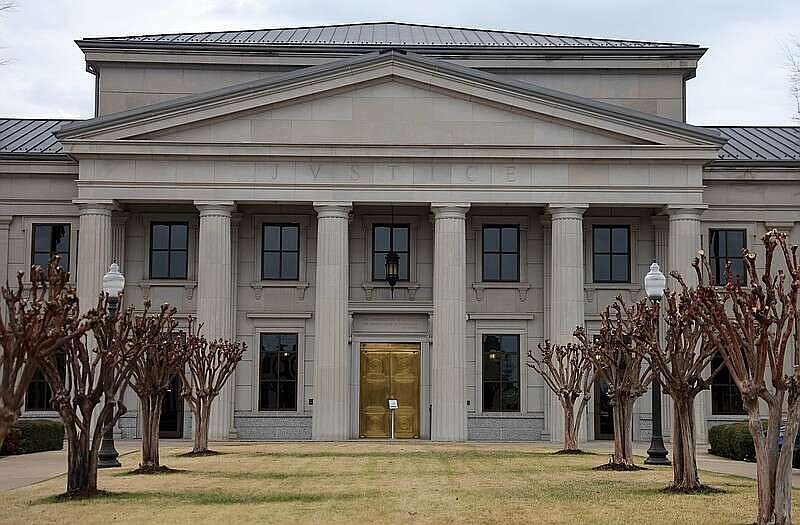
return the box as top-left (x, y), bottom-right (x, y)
top-left (359, 343), bottom-right (420, 439)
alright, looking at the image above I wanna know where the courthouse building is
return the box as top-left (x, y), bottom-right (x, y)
top-left (1, 22), bottom-right (799, 443)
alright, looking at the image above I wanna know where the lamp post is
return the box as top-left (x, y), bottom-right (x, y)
top-left (98, 263), bottom-right (124, 468)
top-left (644, 261), bottom-right (670, 465)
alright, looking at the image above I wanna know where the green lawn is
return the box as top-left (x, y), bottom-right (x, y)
top-left (0, 442), bottom-right (788, 524)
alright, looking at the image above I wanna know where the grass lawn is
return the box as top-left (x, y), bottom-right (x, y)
top-left (0, 441), bottom-right (791, 524)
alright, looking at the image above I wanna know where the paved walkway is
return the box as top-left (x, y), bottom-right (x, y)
top-left (3, 439), bottom-right (799, 491)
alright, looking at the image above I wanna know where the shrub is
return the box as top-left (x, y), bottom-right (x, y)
top-left (0, 420), bottom-right (64, 455)
top-left (708, 422), bottom-right (756, 461)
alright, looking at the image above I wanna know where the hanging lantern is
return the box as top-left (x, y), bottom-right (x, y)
top-left (385, 250), bottom-right (400, 291)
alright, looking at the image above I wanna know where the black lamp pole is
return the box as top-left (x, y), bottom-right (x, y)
top-left (644, 295), bottom-right (670, 465)
top-left (98, 293), bottom-right (121, 468)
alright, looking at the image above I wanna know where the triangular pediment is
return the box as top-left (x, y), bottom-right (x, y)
top-left (57, 50), bottom-right (725, 153)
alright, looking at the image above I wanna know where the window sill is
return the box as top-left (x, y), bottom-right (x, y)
top-left (136, 280), bottom-right (197, 301)
top-left (251, 281), bottom-right (309, 300)
top-left (472, 282), bottom-right (531, 302)
top-left (236, 411), bottom-right (310, 418)
top-left (362, 281), bottom-right (420, 301)
top-left (471, 412), bottom-right (527, 418)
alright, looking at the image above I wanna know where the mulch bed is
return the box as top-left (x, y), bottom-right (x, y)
top-left (592, 462), bottom-right (648, 471)
top-left (553, 449), bottom-right (587, 455)
top-left (128, 465), bottom-right (182, 475)
top-left (661, 484), bottom-right (726, 495)
top-left (176, 450), bottom-right (223, 458)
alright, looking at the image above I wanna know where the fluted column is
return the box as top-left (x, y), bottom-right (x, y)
top-left (77, 203), bottom-right (114, 312)
top-left (652, 216), bottom-right (672, 439)
top-left (196, 202), bottom-right (235, 440)
top-left (547, 204), bottom-right (587, 444)
top-left (111, 212), bottom-right (128, 271)
top-left (0, 216), bottom-right (11, 289)
top-left (311, 202), bottom-right (352, 440)
top-left (431, 204), bottom-right (469, 441)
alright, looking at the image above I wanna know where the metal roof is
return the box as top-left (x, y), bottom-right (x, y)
top-left (704, 126), bottom-right (800, 164)
top-left (0, 119), bottom-right (75, 157)
top-left (81, 22), bottom-right (699, 50)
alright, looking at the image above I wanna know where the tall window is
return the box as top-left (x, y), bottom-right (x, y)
top-left (482, 334), bottom-right (520, 412)
top-left (482, 225), bottom-right (519, 282)
top-left (262, 224), bottom-right (299, 280)
top-left (710, 229), bottom-right (747, 285)
top-left (372, 224), bottom-right (409, 281)
top-left (711, 355), bottom-right (745, 415)
top-left (32, 224), bottom-right (70, 270)
top-left (25, 352), bottom-right (65, 411)
top-left (593, 225), bottom-right (630, 283)
top-left (259, 333), bottom-right (298, 411)
top-left (150, 223), bottom-right (188, 279)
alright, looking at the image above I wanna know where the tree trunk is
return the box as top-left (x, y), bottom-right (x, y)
top-left (65, 426), bottom-right (96, 497)
top-left (748, 401), bottom-right (778, 525)
top-left (671, 395), bottom-right (700, 490)
top-left (193, 399), bottom-right (211, 453)
top-left (612, 396), bottom-right (635, 465)
top-left (140, 394), bottom-right (164, 469)
top-left (562, 401), bottom-right (578, 451)
top-left (0, 407), bottom-right (13, 451)
top-left (773, 397), bottom-right (800, 525)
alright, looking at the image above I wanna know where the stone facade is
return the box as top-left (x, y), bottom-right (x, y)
top-left (3, 23), bottom-right (798, 445)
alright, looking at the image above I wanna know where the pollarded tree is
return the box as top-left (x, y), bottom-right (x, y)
top-left (695, 230), bottom-right (799, 524)
top-left (0, 260), bottom-right (91, 450)
top-left (127, 302), bottom-right (187, 473)
top-left (575, 296), bottom-right (654, 468)
top-left (36, 288), bottom-right (140, 498)
top-left (178, 318), bottom-right (245, 455)
top-left (633, 269), bottom-right (724, 491)
top-left (529, 339), bottom-right (597, 453)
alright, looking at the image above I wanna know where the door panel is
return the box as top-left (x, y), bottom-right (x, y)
top-left (359, 343), bottom-right (420, 439)
top-left (594, 376), bottom-right (614, 440)
top-left (159, 375), bottom-right (184, 439)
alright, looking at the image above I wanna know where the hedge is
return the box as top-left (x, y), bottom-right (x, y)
top-left (709, 421), bottom-right (800, 468)
top-left (0, 419), bottom-right (64, 456)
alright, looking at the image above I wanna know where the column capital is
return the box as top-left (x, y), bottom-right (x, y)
top-left (431, 203), bottom-right (470, 220)
top-left (195, 201), bottom-right (235, 217)
top-left (663, 205), bottom-right (707, 220)
top-left (313, 202), bottom-right (352, 219)
top-left (545, 203), bottom-right (588, 219)
top-left (0, 215), bottom-right (11, 229)
top-left (74, 201), bottom-right (118, 215)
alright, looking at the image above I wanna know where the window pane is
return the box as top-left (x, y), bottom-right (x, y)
top-left (262, 334), bottom-right (280, 353)
top-left (594, 254), bottom-right (611, 282)
top-left (33, 225), bottom-right (51, 252)
top-left (730, 260), bottom-right (745, 284)
top-left (33, 253), bottom-right (50, 269)
top-left (501, 335), bottom-right (519, 356)
top-left (279, 351), bottom-right (297, 380)
top-left (152, 224), bottom-right (170, 250)
top-left (264, 226), bottom-right (281, 251)
top-left (483, 382), bottom-right (500, 412)
top-left (398, 253), bottom-right (409, 280)
top-left (53, 225), bottom-right (70, 252)
top-left (611, 228), bottom-right (628, 253)
top-left (282, 226), bottom-right (299, 251)
top-left (502, 382), bottom-right (520, 411)
top-left (483, 336), bottom-right (501, 380)
top-left (260, 381), bottom-right (278, 410)
top-left (373, 253), bottom-right (386, 280)
top-left (710, 230), bottom-right (720, 258)
top-left (278, 381), bottom-right (297, 410)
top-left (501, 253), bottom-right (518, 281)
top-left (170, 224), bottom-right (188, 250)
top-left (169, 252), bottom-right (187, 279)
top-left (260, 352), bottom-right (279, 381)
top-left (281, 253), bottom-right (298, 279)
top-left (612, 254), bottom-right (629, 282)
top-left (374, 226), bottom-right (391, 252)
top-left (483, 253), bottom-right (500, 280)
top-left (483, 227), bottom-right (500, 252)
top-left (262, 253), bottom-right (280, 279)
top-left (501, 227), bottom-right (518, 252)
top-left (726, 231), bottom-right (745, 258)
top-left (58, 254), bottom-right (69, 272)
top-left (594, 227), bottom-right (610, 253)
top-left (151, 251), bottom-right (169, 279)
top-left (393, 227), bottom-right (409, 252)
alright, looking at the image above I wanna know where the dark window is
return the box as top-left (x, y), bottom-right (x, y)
top-left (262, 224), bottom-right (299, 280)
top-left (259, 333), bottom-right (298, 411)
top-left (372, 224), bottom-right (410, 281)
top-left (710, 229), bottom-right (747, 285)
top-left (482, 226), bottom-right (519, 282)
top-left (482, 334), bottom-right (520, 412)
top-left (32, 224), bottom-right (70, 270)
top-left (150, 223), bottom-right (188, 279)
top-left (593, 226), bottom-right (630, 283)
top-left (711, 355), bottom-right (745, 415)
top-left (25, 353), bottom-right (66, 411)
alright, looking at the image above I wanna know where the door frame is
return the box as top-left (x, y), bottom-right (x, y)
top-left (351, 337), bottom-right (430, 440)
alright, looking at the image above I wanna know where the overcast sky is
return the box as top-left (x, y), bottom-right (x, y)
top-left (1, 0), bottom-right (798, 125)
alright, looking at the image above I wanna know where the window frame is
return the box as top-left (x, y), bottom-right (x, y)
top-left (258, 332), bottom-right (300, 412)
top-left (371, 223), bottom-right (411, 283)
top-left (149, 221), bottom-right (189, 280)
top-left (709, 228), bottom-right (748, 286)
top-left (481, 224), bottom-right (520, 283)
top-left (710, 354), bottom-right (746, 416)
top-left (480, 333), bottom-right (522, 413)
top-left (30, 223), bottom-right (71, 272)
top-left (592, 224), bottom-right (631, 284)
top-left (261, 223), bottom-right (301, 281)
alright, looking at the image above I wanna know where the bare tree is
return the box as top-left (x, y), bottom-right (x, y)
top-left (36, 289), bottom-right (140, 497)
top-left (127, 302), bottom-right (186, 472)
top-left (633, 270), bottom-right (724, 491)
top-left (575, 297), bottom-right (654, 469)
top-left (529, 340), bottom-right (597, 453)
top-left (788, 37), bottom-right (800, 122)
top-left (178, 318), bottom-right (245, 455)
top-left (0, 260), bottom-right (88, 450)
top-left (695, 230), bottom-right (799, 524)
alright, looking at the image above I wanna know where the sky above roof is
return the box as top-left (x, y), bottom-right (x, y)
top-left (0, 0), bottom-right (798, 125)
